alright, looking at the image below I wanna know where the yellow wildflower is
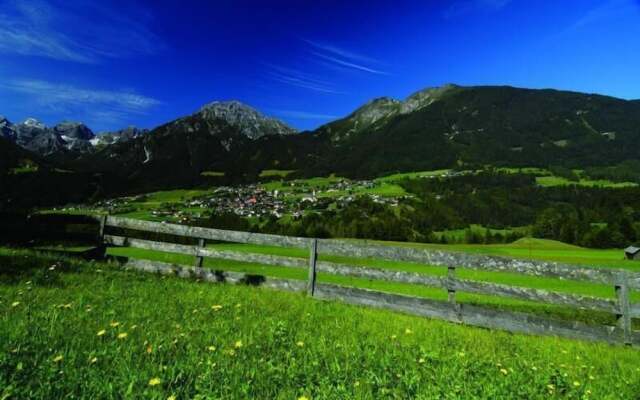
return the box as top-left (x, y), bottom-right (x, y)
top-left (499, 368), bottom-right (508, 375)
top-left (296, 341), bottom-right (304, 347)
top-left (53, 355), bottom-right (64, 363)
top-left (168, 396), bottom-right (176, 400)
top-left (573, 381), bottom-right (581, 387)
top-left (208, 346), bottom-right (216, 352)
top-left (11, 301), bottom-right (20, 307)
top-left (90, 357), bottom-right (98, 364)
top-left (97, 329), bottom-right (107, 337)
top-left (418, 358), bottom-right (425, 364)
top-left (117, 332), bottom-right (128, 339)
top-left (234, 340), bottom-right (243, 349)
top-left (148, 377), bottom-right (162, 386)
top-left (109, 321), bottom-right (120, 328)
top-left (404, 328), bottom-right (413, 335)
top-left (298, 396), bottom-right (309, 400)
top-left (146, 345), bottom-right (153, 354)
top-left (547, 384), bottom-right (555, 391)
top-left (211, 305), bottom-right (223, 311)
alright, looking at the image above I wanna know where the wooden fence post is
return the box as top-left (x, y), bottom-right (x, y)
top-left (195, 238), bottom-right (205, 269)
top-left (98, 215), bottom-right (107, 244)
top-left (447, 266), bottom-right (456, 304)
top-left (615, 273), bottom-right (632, 345)
top-left (307, 239), bottom-right (319, 296)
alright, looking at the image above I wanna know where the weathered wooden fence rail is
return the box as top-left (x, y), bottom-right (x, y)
top-left (41, 214), bottom-right (640, 345)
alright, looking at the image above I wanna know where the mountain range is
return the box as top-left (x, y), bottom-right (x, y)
top-left (2, 84), bottom-right (640, 208)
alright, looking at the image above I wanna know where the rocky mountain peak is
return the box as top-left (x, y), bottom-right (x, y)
top-left (22, 118), bottom-right (46, 129)
top-left (0, 115), bottom-right (15, 140)
top-left (54, 121), bottom-right (95, 141)
top-left (196, 100), bottom-right (296, 139)
top-left (401, 84), bottom-right (460, 114)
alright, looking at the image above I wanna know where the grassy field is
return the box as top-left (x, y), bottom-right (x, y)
top-left (432, 224), bottom-right (529, 242)
top-left (1, 248), bottom-right (639, 399)
top-left (105, 237), bottom-right (640, 329)
top-left (259, 169), bottom-right (296, 178)
top-left (535, 176), bottom-right (637, 188)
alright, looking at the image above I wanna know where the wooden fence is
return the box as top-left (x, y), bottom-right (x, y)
top-left (40, 214), bottom-right (640, 346)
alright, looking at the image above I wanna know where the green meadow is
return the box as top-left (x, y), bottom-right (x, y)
top-left (1, 248), bottom-right (639, 399)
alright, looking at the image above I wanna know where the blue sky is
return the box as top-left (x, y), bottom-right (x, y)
top-left (0, 0), bottom-right (639, 132)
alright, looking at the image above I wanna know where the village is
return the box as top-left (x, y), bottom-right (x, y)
top-left (55, 177), bottom-right (406, 224)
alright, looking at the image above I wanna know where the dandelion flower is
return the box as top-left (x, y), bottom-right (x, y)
top-left (146, 345), bottom-right (153, 354)
top-left (148, 377), bottom-right (162, 386)
top-left (404, 328), bottom-right (413, 335)
top-left (11, 301), bottom-right (20, 307)
top-left (168, 396), bottom-right (176, 400)
top-left (234, 340), bottom-right (243, 349)
top-left (573, 381), bottom-right (581, 387)
top-left (53, 355), bottom-right (64, 363)
top-left (97, 329), bottom-right (107, 337)
top-left (499, 368), bottom-right (508, 375)
top-left (117, 332), bottom-right (128, 339)
top-left (211, 305), bottom-right (223, 311)
top-left (298, 396), bottom-right (309, 400)
top-left (90, 357), bottom-right (98, 364)
top-left (296, 341), bottom-right (304, 347)
top-left (207, 346), bottom-right (216, 352)
top-left (418, 358), bottom-right (425, 364)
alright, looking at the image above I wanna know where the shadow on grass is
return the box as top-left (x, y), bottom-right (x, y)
top-left (0, 251), bottom-right (85, 287)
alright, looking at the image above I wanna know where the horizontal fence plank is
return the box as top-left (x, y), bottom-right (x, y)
top-left (104, 235), bottom-right (309, 268)
top-left (106, 216), bottom-right (312, 249)
top-left (449, 279), bottom-right (620, 314)
top-left (313, 284), bottom-right (638, 346)
top-left (318, 240), bottom-right (640, 289)
top-left (105, 235), bottom-right (621, 314)
top-left (124, 258), bottom-right (306, 293)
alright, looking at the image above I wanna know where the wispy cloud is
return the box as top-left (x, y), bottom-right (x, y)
top-left (0, 0), bottom-right (163, 63)
top-left (271, 110), bottom-right (339, 120)
top-left (265, 64), bottom-right (345, 94)
top-left (443, 0), bottom-right (511, 18)
top-left (305, 40), bottom-right (389, 75)
top-left (568, 0), bottom-right (639, 31)
top-left (2, 79), bottom-right (161, 128)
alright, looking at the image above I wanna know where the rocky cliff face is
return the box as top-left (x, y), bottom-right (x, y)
top-left (92, 126), bottom-right (149, 146)
top-left (194, 101), bottom-right (296, 139)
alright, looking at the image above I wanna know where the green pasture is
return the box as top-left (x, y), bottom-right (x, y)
top-left (1, 248), bottom-right (639, 398)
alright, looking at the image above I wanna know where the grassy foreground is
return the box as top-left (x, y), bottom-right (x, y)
top-left (1, 249), bottom-right (640, 399)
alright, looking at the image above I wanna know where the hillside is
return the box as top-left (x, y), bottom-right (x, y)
top-left (2, 248), bottom-right (639, 398)
top-left (3, 84), bottom-right (640, 205)
top-left (71, 84), bottom-right (640, 190)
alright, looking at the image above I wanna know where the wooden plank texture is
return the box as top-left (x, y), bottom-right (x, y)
top-left (104, 234), bottom-right (621, 314)
top-left (124, 258), bottom-right (306, 292)
top-left (313, 284), bottom-right (639, 346)
top-left (106, 216), bottom-right (312, 248)
top-left (318, 240), bottom-right (640, 288)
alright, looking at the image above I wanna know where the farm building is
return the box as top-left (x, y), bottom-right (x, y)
top-left (624, 246), bottom-right (640, 260)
